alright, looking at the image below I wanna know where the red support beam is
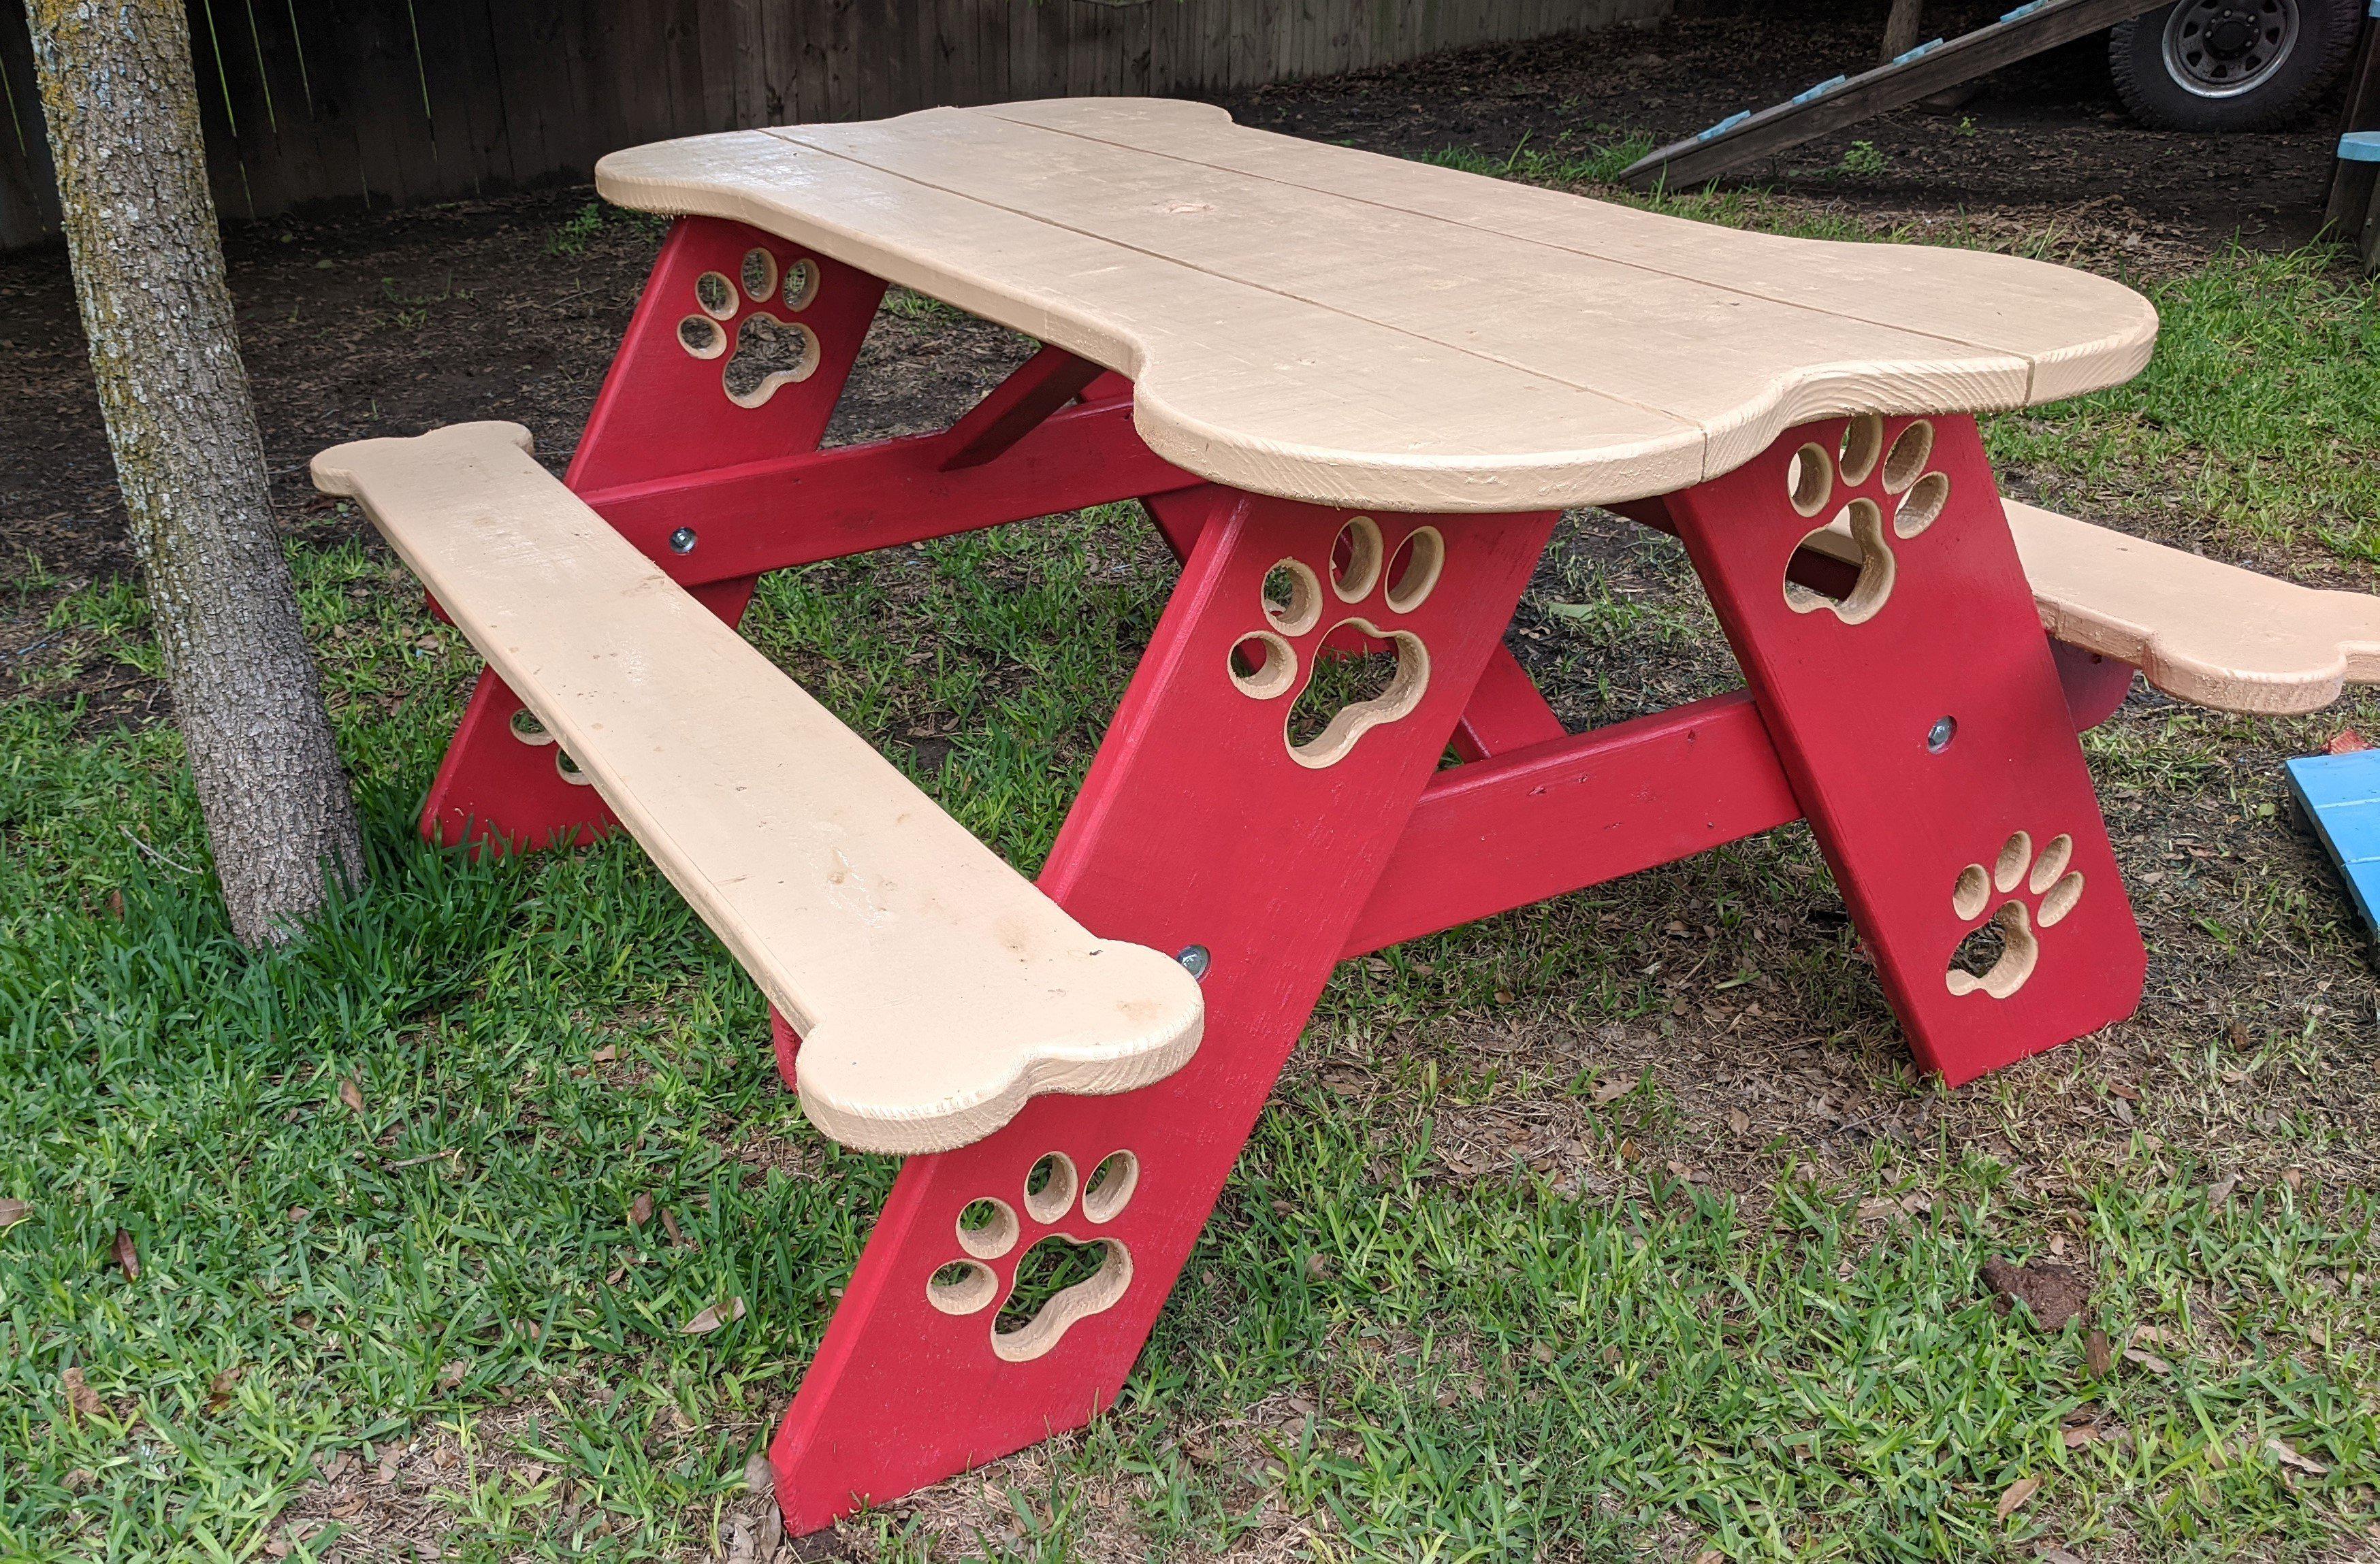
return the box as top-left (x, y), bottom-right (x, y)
top-left (937, 345), bottom-right (1108, 471)
top-left (577, 393), bottom-right (1203, 587)
top-left (1345, 691), bottom-right (1799, 956)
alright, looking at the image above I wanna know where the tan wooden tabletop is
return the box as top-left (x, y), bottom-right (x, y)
top-left (596, 98), bottom-right (2157, 514)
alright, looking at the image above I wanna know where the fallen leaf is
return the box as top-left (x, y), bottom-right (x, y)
top-left (1726, 1109), bottom-right (1750, 1135)
top-left (62, 1367), bottom-right (101, 1422)
top-left (2121, 1346), bottom-right (2173, 1375)
top-left (2282, 1167), bottom-right (2304, 1192)
top-left (679, 1296), bottom-right (747, 1335)
top-left (660, 1207), bottom-right (686, 1246)
top-left (61, 1467), bottom-right (92, 1491)
top-left (590, 1045), bottom-right (620, 1064)
top-left (724, 1515), bottom-right (758, 1564)
top-left (206, 1367), bottom-right (240, 1412)
top-left (112, 1228), bottom-right (140, 1281)
top-left (2085, 1329), bottom-right (2112, 1377)
top-left (0, 1197), bottom-right (26, 1228)
top-left (106, 889), bottom-right (125, 919)
top-left (2326, 728), bottom-right (2370, 755)
top-left (1304, 1252), bottom-right (1329, 1279)
top-left (2106, 1081), bottom-right (2140, 1101)
top-left (338, 1077), bottom-right (366, 1116)
top-left (2040, 1550), bottom-right (2085, 1564)
top-left (2062, 1424), bottom-right (2102, 1448)
top-left (377, 1444), bottom-right (402, 1484)
top-left (2206, 1173), bottom-right (2238, 1210)
top-left (744, 1451), bottom-right (775, 1495)
top-left (438, 1359), bottom-right (468, 1390)
top-left (1995, 1475), bottom-right (2042, 1521)
top-left (2267, 1438), bottom-right (2328, 1475)
top-left (1592, 1076), bottom-right (1634, 1105)
top-left (1694, 1550), bottom-right (1724, 1564)
top-left (628, 1192), bottom-right (653, 1228)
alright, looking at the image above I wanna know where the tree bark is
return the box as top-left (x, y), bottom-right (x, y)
top-left (24, 0), bottom-right (364, 944)
top-left (1880, 0), bottom-right (1927, 62)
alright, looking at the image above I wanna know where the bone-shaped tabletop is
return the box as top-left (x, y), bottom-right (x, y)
top-left (595, 98), bottom-right (2158, 514)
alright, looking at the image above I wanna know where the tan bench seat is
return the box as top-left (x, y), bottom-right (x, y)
top-left (1805, 500), bottom-right (2380, 714)
top-left (312, 421), bottom-right (1204, 1154)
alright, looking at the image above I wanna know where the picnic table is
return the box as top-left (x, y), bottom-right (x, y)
top-left (312, 99), bottom-right (2380, 1534)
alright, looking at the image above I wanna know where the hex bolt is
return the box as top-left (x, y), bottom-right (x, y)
top-left (1926, 715), bottom-right (1957, 753)
top-left (1176, 945), bottom-right (1212, 981)
top-left (669, 527), bottom-right (698, 555)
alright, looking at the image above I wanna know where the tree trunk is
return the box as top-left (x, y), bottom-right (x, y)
top-left (23, 0), bottom-right (364, 945)
top-left (1880, 0), bottom-right (1927, 62)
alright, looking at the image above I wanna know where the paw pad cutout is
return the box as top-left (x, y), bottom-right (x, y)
top-left (1229, 517), bottom-right (1439, 768)
top-left (674, 244), bottom-right (823, 408)
top-left (922, 1150), bottom-right (1139, 1363)
top-left (1946, 830), bottom-right (2084, 998)
top-left (1782, 415), bottom-right (1953, 625)
top-left (506, 704), bottom-right (594, 787)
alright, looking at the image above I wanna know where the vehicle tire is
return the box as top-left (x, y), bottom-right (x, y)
top-left (2109, 0), bottom-right (2363, 131)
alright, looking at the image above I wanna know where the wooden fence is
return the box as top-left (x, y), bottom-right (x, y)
top-left (0, 0), bottom-right (1669, 250)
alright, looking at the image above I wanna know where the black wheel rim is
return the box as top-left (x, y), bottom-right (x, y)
top-left (2160, 0), bottom-right (2300, 98)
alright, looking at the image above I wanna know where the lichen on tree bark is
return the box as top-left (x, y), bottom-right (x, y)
top-left (25, 0), bottom-right (364, 943)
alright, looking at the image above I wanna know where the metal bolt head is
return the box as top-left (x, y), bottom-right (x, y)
top-left (669, 527), bottom-right (698, 555)
top-left (1926, 715), bottom-right (1957, 753)
top-left (1176, 945), bottom-right (1212, 981)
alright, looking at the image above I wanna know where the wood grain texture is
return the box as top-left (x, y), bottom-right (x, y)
top-left (594, 98), bottom-right (2157, 510)
top-left (1, 0), bottom-right (1670, 246)
top-left (2006, 500), bottom-right (2380, 715)
top-left (311, 421), bottom-right (1204, 1154)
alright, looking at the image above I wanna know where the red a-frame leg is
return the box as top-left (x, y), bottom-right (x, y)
top-left (418, 219), bottom-right (887, 851)
top-left (767, 493), bottom-right (1559, 1529)
top-left (1664, 413), bottom-right (2145, 1082)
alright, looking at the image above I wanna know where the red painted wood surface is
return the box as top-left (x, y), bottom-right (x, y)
top-left (1347, 690), bottom-right (1799, 956)
top-left (768, 494), bottom-right (1560, 1529)
top-left (1665, 414), bottom-right (2144, 1084)
top-left (576, 393), bottom-right (1198, 588)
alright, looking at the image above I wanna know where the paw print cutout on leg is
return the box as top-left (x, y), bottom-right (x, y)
top-left (1227, 517), bottom-right (1441, 768)
top-left (1945, 830), bottom-right (2086, 998)
top-left (672, 244), bottom-right (825, 408)
top-left (1780, 414), bottom-right (1954, 625)
top-left (922, 1150), bottom-right (1139, 1362)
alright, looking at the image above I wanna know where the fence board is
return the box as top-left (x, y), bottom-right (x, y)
top-left (1, 0), bottom-right (1669, 248)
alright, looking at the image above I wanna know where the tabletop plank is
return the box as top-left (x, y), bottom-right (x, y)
top-left (597, 99), bottom-right (2157, 511)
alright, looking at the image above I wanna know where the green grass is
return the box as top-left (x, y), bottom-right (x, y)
top-left (6, 154), bottom-right (2380, 1561)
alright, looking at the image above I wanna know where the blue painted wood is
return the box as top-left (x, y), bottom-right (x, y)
top-left (2285, 749), bottom-right (2380, 934)
top-left (2340, 132), bottom-right (2380, 164)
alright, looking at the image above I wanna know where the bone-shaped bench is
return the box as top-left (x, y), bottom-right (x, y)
top-left (312, 421), bottom-right (1203, 1154)
top-left (1795, 498), bottom-right (2380, 715)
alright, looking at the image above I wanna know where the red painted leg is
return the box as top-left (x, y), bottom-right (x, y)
top-left (1665, 414), bottom-right (2144, 1083)
top-left (768, 495), bottom-right (1559, 1529)
top-left (418, 218), bottom-right (886, 850)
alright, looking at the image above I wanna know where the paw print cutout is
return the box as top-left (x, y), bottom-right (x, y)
top-left (923, 1150), bottom-right (1139, 1363)
top-left (673, 244), bottom-right (824, 408)
top-left (1227, 517), bottom-right (1443, 768)
top-left (1780, 414), bottom-right (1953, 625)
top-left (1945, 830), bottom-right (2086, 998)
